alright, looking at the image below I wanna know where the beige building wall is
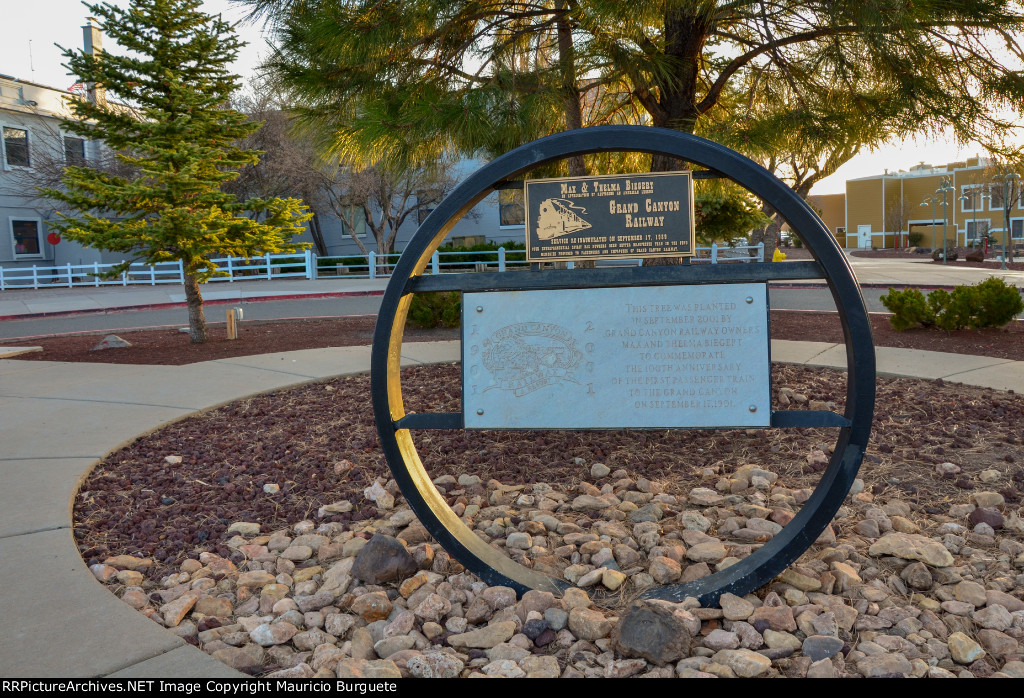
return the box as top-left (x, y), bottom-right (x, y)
top-left (902, 173), bottom-right (947, 249)
top-left (806, 194), bottom-right (846, 241)
top-left (843, 160), bottom-right (1024, 250)
top-left (845, 179), bottom-right (884, 248)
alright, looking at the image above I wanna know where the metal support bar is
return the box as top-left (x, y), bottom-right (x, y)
top-left (396, 412), bottom-right (850, 430)
top-left (394, 413), bottom-right (463, 430)
top-left (407, 261), bottom-right (823, 294)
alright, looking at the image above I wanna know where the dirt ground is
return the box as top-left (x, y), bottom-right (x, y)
top-left (9, 311), bottom-right (1024, 364)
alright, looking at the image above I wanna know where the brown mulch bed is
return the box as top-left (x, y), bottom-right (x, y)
top-left (7, 317), bottom-right (457, 365)
top-left (770, 312), bottom-right (1024, 361)
top-left (9, 311), bottom-right (1024, 364)
top-left (74, 361), bottom-right (1024, 577)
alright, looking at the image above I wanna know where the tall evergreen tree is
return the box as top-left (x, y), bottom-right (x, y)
top-left (46, 0), bottom-right (310, 343)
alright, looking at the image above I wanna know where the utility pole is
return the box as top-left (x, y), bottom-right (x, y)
top-left (937, 178), bottom-right (954, 264)
top-left (994, 172), bottom-right (1020, 270)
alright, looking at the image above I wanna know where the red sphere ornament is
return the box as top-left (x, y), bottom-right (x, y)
top-left (47, 232), bottom-right (62, 245)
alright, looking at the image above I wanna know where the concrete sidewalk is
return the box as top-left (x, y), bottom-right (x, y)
top-left (2, 336), bottom-right (1024, 677)
top-left (2, 255), bottom-right (1023, 319)
top-left (0, 341), bottom-right (460, 677)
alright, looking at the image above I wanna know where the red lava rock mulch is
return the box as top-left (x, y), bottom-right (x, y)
top-left (8, 311), bottom-right (1024, 365)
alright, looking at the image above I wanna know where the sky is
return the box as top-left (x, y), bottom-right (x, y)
top-left (0, 1), bottom-right (1005, 196)
top-left (0, 1), bottom-right (272, 92)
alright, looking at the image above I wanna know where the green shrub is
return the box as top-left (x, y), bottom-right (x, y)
top-left (929, 287), bottom-right (975, 331)
top-left (974, 277), bottom-right (1024, 327)
top-left (881, 287), bottom-right (933, 330)
top-left (435, 240), bottom-right (527, 265)
top-left (908, 232), bottom-right (924, 247)
top-left (882, 280), bottom-right (1023, 331)
top-left (317, 255), bottom-right (370, 268)
top-left (407, 292), bottom-right (461, 328)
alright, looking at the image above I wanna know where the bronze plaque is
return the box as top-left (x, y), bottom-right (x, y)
top-left (524, 171), bottom-right (695, 262)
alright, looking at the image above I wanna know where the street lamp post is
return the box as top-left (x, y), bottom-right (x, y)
top-left (981, 191), bottom-right (991, 254)
top-left (921, 196), bottom-right (937, 251)
top-left (962, 189), bottom-right (979, 248)
top-left (937, 179), bottom-right (954, 265)
top-left (994, 172), bottom-right (1020, 270)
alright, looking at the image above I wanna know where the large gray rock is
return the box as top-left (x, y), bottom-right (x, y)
top-left (610, 601), bottom-right (693, 666)
top-left (350, 534), bottom-right (417, 584)
top-left (868, 532), bottom-right (954, 567)
top-left (407, 652), bottom-right (465, 678)
top-left (90, 334), bottom-right (132, 351)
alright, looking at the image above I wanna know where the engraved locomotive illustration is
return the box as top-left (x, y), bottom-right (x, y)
top-left (534, 198), bottom-right (592, 240)
top-left (480, 322), bottom-right (584, 397)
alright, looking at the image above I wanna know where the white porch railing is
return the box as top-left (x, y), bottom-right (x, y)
top-left (0, 244), bottom-right (764, 290)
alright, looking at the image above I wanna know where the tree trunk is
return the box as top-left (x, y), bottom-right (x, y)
top-left (640, 8), bottom-right (710, 266)
top-left (183, 271), bottom-right (208, 344)
top-left (556, 1), bottom-right (586, 178)
top-left (748, 210), bottom-right (782, 261)
top-left (553, 2), bottom-right (595, 270)
top-left (308, 211), bottom-right (327, 256)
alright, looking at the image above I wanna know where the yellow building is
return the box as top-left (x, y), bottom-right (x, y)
top-left (805, 193), bottom-right (846, 241)
top-left (843, 157), bottom-right (1024, 250)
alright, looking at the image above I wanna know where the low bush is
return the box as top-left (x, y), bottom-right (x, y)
top-left (880, 287), bottom-right (933, 331)
top-left (975, 277), bottom-right (1024, 327)
top-left (435, 240), bottom-right (527, 265)
top-left (881, 278), bottom-right (1023, 331)
top-left (908, 232), bottom-right (924, 247)
top-left (317, 255), bottom-right (370, 268)
top-left (407, 291), bottom-right (461, 328)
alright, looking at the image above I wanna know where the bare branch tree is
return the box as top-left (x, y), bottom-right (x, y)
top-left (314, 160), bottom-right (458, 265)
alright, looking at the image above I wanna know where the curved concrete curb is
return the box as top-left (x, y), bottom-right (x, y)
top-left (0, 342), bottom-right (458, 678)
top-left (1, 339), bottom-right (1021, 676)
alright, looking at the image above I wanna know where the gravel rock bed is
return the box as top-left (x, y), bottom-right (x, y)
top-left (80, 364), bottom-right (1024, 678)
top-left (89, 465), bottom-right (1024, 679)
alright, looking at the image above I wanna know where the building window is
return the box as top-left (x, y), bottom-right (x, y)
top-left (340, 206), bottom-right (368, 238)
top-left (961, 185), bottom-right (983, 212)
top-left (1013, 219), bottom-right (1024, 240)
top-left (966, 220), bottom-right (990, 242)
top-left (499, 188), bottom-right (524, 227)
top-left (64, 136), bottom-right (86, 166)
top-left (11, 219), bottom-right (43, 258)
top-left (3, 127), bottom-right (30, 167)
top-left (990, 186), bottom-right (1005, 210)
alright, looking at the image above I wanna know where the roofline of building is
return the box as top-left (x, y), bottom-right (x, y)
top-left (847, 163), bottom-right (989, 184)
top-left (0, 74), bottom-right (74, 95)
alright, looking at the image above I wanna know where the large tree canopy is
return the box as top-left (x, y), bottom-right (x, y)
top-left (245, 0), bottom-right (1024, 170)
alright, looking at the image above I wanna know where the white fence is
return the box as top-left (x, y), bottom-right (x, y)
top-left (0, 243), bottom-right (763, 290)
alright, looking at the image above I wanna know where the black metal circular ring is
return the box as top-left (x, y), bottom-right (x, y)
top-left (371, 125), bottom-right (875, 606)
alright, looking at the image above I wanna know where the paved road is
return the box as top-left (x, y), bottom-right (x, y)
top-left (0, 295), bottom-right (385, 339)
top-left (0, 285), bottom-right (882, 339)
top-left (5, 252), bottom-right (1024, 339)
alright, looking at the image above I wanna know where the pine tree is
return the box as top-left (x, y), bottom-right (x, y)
top-left (46, 0), bottom-right (311, 343)
top-left (252, 0), bottom-right (1024, 179)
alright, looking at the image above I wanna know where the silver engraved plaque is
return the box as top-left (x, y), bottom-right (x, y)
top-left (462, 283), bottom-right (770, 429)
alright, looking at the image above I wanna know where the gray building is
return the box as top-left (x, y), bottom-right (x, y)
top-left (0, 21), bottom-right (526, 282)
